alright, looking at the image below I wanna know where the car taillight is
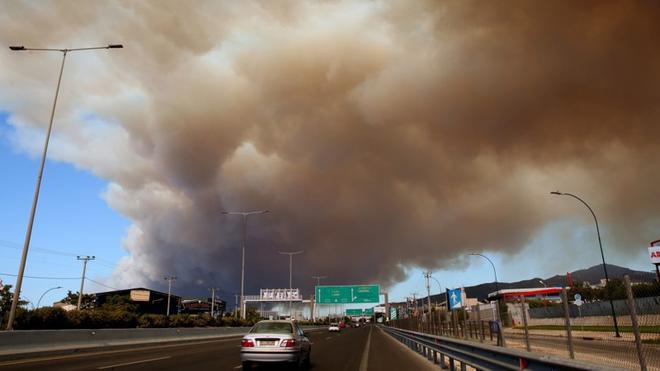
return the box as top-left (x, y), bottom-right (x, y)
top-left (280, 339), bottom-right (296, 347)
top-left (241, 339), bottom-right (255, 347)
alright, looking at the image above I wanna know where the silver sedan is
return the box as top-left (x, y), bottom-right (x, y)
top-left (240, 320), bottom-right (312, 370)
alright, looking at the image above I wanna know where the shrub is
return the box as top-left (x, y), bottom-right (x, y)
top-left (138, 314), bottom-right (169, 328)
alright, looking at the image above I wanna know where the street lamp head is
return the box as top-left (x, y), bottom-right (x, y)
top-left (9, 46), bottom-right (25, 51)
top-left (107, 44), bottom-right (123, 49)
top-left (550, 191), bottom-right (563, 195)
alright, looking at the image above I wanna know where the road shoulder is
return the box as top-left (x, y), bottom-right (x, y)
top-left (367, 326), bottom-right (438, 371)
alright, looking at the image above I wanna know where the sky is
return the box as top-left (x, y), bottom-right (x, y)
top-left (1, 1), bottom-right (659, 310)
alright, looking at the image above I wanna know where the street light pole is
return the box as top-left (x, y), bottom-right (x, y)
top-left (469, 253), bottom-right (499, 292)
top-left (428, 275), bottom-right (442, 303)
top-left (279, 251), bottom-right (303, 319)
top-left (36, 286), bottom-right (62, 308)
top-left (469, 252), bottom-right (505, 345)
top-left (164, 276), bottom-right (177, 316)
top-left (76, 256), bottom-right (95, 310)
top-left (222, 210), bottom-right (269, 319)
top-left (6, 43), bottom-right (123, 330)
top-left (209, 287), bottom-right (218, 318)
top-left (312, 275), bottom-right (326, 322)
top-left (551, 190), bottom-right (621, 337)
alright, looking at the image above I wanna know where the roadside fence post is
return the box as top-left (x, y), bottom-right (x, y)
top-left (520, 295), bottom-right (531, 352)
top-left (624, 275), bottom-right (647, 371)
top-left (476, 303), bottom-right (484, 343)
top-left (561, 288), bottom-right (575, 359)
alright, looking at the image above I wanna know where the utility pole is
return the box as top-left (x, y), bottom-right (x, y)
top-left (424, 271), bottom-right (434, 332)
top-left (164, 276), bottom-right (177, 316)
top-left (76, 256), bottom-right (95, 310)
top-left (235, 294), bottom-right (239, 319)
top-left (410, 292), bottom-right (419, 313)
top-left (279, 251), bottom-right (303, 319)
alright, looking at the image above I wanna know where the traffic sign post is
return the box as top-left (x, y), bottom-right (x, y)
top-left (315, 285), bottom-right (380, 304)
top-left (390, 307), bottom-right (397, 320)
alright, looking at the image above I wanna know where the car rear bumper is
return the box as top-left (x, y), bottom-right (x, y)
top-left (241, 349), bottom-right (301, 363)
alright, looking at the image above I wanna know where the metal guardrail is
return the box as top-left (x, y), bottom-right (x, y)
top-left (381, 326), bottom-right (620, 371)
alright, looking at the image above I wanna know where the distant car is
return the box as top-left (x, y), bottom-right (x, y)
top-left (339, 321), bottom-right (347, 329)
top-left (328, 323), bottom-right (340, 332)
top-left (240, 320), bottom-right (311, 370)
top-left (354, 322), bottom-right (360, 327)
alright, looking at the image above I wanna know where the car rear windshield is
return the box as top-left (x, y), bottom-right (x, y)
top-left (251, 322), bottom-right (293, 334)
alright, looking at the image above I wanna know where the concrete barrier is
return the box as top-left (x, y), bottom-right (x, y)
top-left (0, 325), bottom-right (325, 360)
top-left (0, 327), bottom-right (250, 359)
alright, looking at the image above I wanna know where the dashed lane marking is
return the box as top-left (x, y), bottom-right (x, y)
top-left (359, 326), bottom-right (372, 371)
top-left (97, 356), bottom-right (171, 369)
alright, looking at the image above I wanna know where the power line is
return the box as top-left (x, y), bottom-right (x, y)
top-left (0, 239), bottom-right (79, 257)
top-left (0, 272), bottom-right (79, 280)
top-left (85, 277), bottom-right (119, 291)
top-left (0, 239), bottom-right (121, 270)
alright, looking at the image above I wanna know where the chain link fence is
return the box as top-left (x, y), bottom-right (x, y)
top-left (389, 275), bottom-right (659, 370)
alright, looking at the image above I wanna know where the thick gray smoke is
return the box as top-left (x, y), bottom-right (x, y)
top-left (1, 1), bottom-right (659, 299)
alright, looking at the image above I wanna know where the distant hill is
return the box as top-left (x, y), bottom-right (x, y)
top-left (397, 264), bottom-right (656, 306)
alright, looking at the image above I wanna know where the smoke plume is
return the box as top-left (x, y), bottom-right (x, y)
top-left (1, 1), bottom-right (659, 298)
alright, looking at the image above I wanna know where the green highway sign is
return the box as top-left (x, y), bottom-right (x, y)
top-left (345, 308), bottom-right (375, 316)
top-left (315, 285), bottom-right (380, 304)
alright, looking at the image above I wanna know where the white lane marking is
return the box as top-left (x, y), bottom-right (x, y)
top-left (97, 356), bottom-right (171, 369)
top-left (233, 365), bottom-right (242, 369)
top-left (359, 326), bottom-right (372, 371)
top-left (325, 336), bottom-right (332, 340)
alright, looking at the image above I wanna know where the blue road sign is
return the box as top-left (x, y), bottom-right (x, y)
top-left (448, 288), bottom-right (462, 310)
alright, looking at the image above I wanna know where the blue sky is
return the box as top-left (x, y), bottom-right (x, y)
top-left (1, 105), bottom-right (654, 308)
top-left (0, 112), bottom-right (130, 307)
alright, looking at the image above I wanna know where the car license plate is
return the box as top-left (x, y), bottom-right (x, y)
top-left (259, 340), bottom-right (276, 346)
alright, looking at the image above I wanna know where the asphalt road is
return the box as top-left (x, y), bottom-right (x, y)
top-left (0, 325), bottom-right (437, 371)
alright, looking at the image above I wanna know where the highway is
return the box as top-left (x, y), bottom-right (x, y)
top-left (0, 325), bottom-right (437, 371)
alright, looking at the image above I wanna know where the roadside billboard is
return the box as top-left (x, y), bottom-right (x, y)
top-left (649, 245), bottom-right (660, 264)
top-left (260, 289), bottom-right (300, 301)
top-left (130, 289), bottom-right (150, 302)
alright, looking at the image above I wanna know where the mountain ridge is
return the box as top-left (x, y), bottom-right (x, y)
top-left (399, 263), bottom-right (656, 305)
